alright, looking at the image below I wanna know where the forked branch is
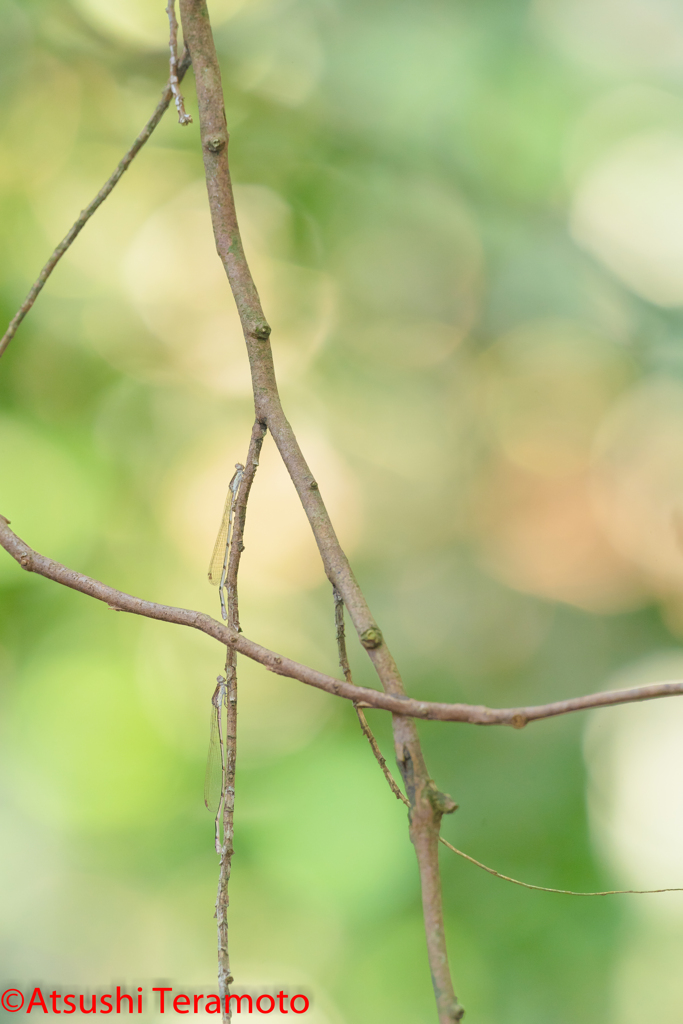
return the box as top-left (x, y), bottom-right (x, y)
top-left (176, 2), bottom-right (461, 1016)
top-left (3, 514), bottom-right (681, 909)
top-left (2, 6), bottom-right (681, 1018)
top-left (354, 696), bottom-right (683, 896)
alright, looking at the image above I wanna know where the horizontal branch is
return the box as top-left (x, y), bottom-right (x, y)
top-left (2, 515), bottom-right (682, 727)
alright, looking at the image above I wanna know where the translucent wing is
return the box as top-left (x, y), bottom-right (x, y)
top-left (204, 706), bottom-right (223, 812)
top-left (208, 464), bottom-right (244, 586)
top-left (208, 492), bottom-right (232, 586)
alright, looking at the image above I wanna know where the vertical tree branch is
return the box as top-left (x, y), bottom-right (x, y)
top-left (216, 654), bottom-right (236, 1023)
top-left (214, 421), bottom-right (265, 1022)
top-left (176, 2), bottom-right (462, 1017)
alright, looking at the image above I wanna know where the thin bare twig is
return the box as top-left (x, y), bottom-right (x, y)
top-left (355, 704), bottom-right (408, 804)
top-left (4, 7), bottom-right (677, 1014)
top-left (354, 696), bottom-right (683, 898)
top-left (339, 593), bottom-right (407, 806)
top-left (438, 837), bottom-right (683, 896)
top-left (176, 4), bottom-right (462, 1016)
top-left (215, 421), bottom-right (265, 1020)
top-left (166, 1), bottom-right (193, 125)
top-left (335, 588), bottom-right (400, 797)
top-left (0, 49), bottom-right (191, 360)
top-left (3, 516), bottom-right (683, 728)
top-left (336, 591), bottom-right (404, 805)
top-left (333, 586), bottom-right (354, 684)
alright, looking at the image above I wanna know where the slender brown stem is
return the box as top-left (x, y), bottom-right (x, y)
top-left (354, 699), bottom-right (682, 897)
top-left (2, 17), bottom-right (680, 1016)
top-left (7, 480), bottom-right (679, 911)
top-left (355, 704), bottom-right (408, 805)
top-left (0, 49), bottom-right (191, 360)
top-left (438, 837), bottom-right (683, 896)
top-left (216, 651), bottom-right (236, 1024)
top-left (341, 595), bottom-right (410, 806)
top-left (215, 421), bottom-right (265, 1020)
top-left (333, 587), bottom-right (354, 684)
top-left (176, 4), bottom-right (462, 1017)
top-left (3, 515), bottom-right (683, 727)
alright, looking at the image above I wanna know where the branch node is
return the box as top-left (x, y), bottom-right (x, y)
top-left (426, 780), bottom-right (458, 816)
top-left (510, 713), bottom-right (527, 729)
top-left (252, 322), bottom-right (271, 340)
top-left (205, 135), bottom-right (227, 153)
top-left (360, 626), bottom-right (383, 649)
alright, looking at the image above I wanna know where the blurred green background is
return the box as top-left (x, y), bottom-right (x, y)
top-left (4, 0), bottom-right (683, 1021)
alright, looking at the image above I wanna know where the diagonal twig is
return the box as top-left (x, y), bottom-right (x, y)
top-left (333, 588), bottom-right (407, 800)
top-left (355, 704), bottom-right (409, 804)
top-left (354, 694), bottom-right (683, 897)
top-left (0, 49), bottom-right (192, 360)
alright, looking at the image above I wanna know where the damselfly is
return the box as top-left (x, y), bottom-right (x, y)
top-left (205, 463), bottom-right (244, 839)
top-left (204, 674), bottom-right (227, 811)
top-left (205, 674), bottom-right (228, 850)
top-left (208, 462), bottom-right (244, 621)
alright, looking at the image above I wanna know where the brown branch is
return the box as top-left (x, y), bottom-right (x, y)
top-left (355, 704), bottom-right (408, 804)
top-left (166, 1), bottom-right (193, 124)
top-left (354, 701), bottom-right (683, 897)
top-left (333, 587), bottom-right (354, 684)
top-left (215, 421), bottom-right (265, 1020)
top-left (0, 49), bottom-right (192, 360)
top-left (3, 515), bottom-right (683, 726)
top-left (176, 4), bottom-right (463, 1017)
top-left (5, 12), bottom-right (676, 1013)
